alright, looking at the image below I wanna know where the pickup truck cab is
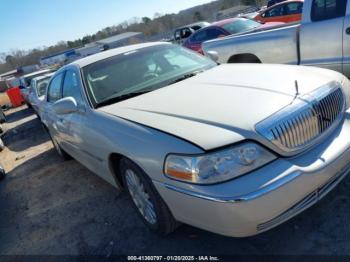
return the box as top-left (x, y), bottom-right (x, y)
top-left (203, 0), bottom-right (350, 77)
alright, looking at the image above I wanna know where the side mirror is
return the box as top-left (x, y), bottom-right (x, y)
top-left (53, 97), bottom-right (78, 115)
top-left (207, 50), bottom-right (219, 63)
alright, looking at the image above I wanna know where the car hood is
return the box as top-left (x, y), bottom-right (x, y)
top-left (98, 64), bottom-right (345, 151)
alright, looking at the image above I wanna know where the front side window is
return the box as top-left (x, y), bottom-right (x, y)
top-left (62, 70), bottom-right (83, 104)
top-left (264, 5), bottom-right (285, 17)
top-left (47, 73), bottom-right (63, 102)
top-left (311, 0), bottom-right (347, 21)
top-left (82, 45), bottom-right (216, 107)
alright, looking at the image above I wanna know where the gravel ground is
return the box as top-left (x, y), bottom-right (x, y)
top-left (1, 105), bottom-right (350, 256)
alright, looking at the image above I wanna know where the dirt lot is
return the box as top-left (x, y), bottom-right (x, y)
top-left (1, 105), bottom-right (350, 256)
top-left (0, 92), bottom-right (10, 107)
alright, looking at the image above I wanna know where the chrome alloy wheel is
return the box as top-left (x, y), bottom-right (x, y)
top-left (125, 169), bottom-right (157, 225)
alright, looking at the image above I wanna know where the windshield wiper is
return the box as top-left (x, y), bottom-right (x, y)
top-left (96, 91), bottom-right (149, 108)
top-left (169, 70), bottom-right (204, 85)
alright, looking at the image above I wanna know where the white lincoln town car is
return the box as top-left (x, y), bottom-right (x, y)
top-left (41, 42), bottom-right (350, 237)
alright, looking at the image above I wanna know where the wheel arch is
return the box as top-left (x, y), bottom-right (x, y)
top-left (227, 53), bottom-right (262, 63)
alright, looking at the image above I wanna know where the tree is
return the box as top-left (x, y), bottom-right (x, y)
top-left (142, 17), bottom-right (152, 24)
top-left (193, 11), bottom-right (203, 21)
top-left (82, 35), bottom-right (92, 45)
top-left (5, 55), bottom-right (15, 67)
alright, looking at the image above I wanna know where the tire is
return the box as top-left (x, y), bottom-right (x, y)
top-left (47, 130), bottom-right (71, 160)
top-left (0, 166), bottom-right (5, 180)
top-left (120, 158), bottom-right (178, 235)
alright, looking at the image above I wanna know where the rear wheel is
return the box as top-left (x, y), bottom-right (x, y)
top-left (120, 158), bottom-right (178, 235)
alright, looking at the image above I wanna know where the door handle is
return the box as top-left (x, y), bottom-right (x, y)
top-left (346, 27), bottom-right (350, 35)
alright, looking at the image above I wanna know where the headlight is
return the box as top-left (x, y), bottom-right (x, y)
top-left (164, 142), bottom-right (276, 184)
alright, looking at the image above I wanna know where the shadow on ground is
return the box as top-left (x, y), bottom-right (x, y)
top-left (4, 106), bottom-right (33, 124)
top-left (2, 115), bottom-right (49, 152)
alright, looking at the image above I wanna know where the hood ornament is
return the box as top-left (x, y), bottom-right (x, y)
top-left (294, 80), bottom-right (300, 98)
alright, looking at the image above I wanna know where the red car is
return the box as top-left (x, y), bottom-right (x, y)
top-left (183, 18), bottom-right (283, 54)
top-left (254, 0), bottom-right (303, 24)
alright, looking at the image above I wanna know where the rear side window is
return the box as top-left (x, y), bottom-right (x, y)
top-left (62, 70), bottom-right (83, 104)
top-left (192, 28), bottom-right (225, 42)
top-left (47, 73), bottom-right (63, 102)
top-left (285, 2), bottom-right (303, 15)
top-left (311, 0), bottom-right (347, 21)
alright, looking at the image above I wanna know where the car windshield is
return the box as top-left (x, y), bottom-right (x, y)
top-left (82, 44), bottom-right (217, 107)
top-left (36, 77), bottom-right (51, 97)
top-left (222, 19), bottom-right (261, 34)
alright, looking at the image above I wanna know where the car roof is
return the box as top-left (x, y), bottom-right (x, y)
top-left (265, 0), bottom-right (304, 10)
top-left (71, 42), bottom-right (170, 68)
top-left (212, 17), bottom-right (250, 27)
top-left (175, 21), bottom-right (210, 30)
top-left (32, 72), bottom-right (54, 81)
top-left (21, 69), bottom-right (53, 78)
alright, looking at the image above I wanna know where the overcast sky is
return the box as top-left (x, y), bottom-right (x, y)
top-left (0, 0), bottom-right (213, 54)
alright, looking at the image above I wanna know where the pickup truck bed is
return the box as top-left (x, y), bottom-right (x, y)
top-left (203, 0), bottom-right (350, 77)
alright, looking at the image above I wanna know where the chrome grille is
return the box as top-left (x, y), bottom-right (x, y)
top-left (256, 82), bottom-right (345, 153)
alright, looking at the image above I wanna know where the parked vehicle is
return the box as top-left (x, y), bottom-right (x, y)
top-left (19, 69), bottom-right (54, 103)
top-left (254, 0), bottom-right (304, 23)
top-left (27, 73), bottom-right (54, 118)
top-left (41, 42), bottom-right (350, 237)
top-left (183, 18), bottom-right (283, 54)
top-left (267, 0), bottom-right (286, 7)
top-left (203, 0), bottom-right (349, 77)
top-left (174, 21), bottom-right (210, 44)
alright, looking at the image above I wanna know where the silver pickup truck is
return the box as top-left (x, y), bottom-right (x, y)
top-left (203, 0), bottom-right (350, 77)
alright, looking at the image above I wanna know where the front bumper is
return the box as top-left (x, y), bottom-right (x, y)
top-left (154, 111), bottom-right (350, 237)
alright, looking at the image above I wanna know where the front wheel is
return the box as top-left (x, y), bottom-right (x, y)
top-left (120, 158), bottom-right (178, 235)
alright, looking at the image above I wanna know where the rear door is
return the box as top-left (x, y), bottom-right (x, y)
top-left (299, 0), bottom-right (347, 73)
